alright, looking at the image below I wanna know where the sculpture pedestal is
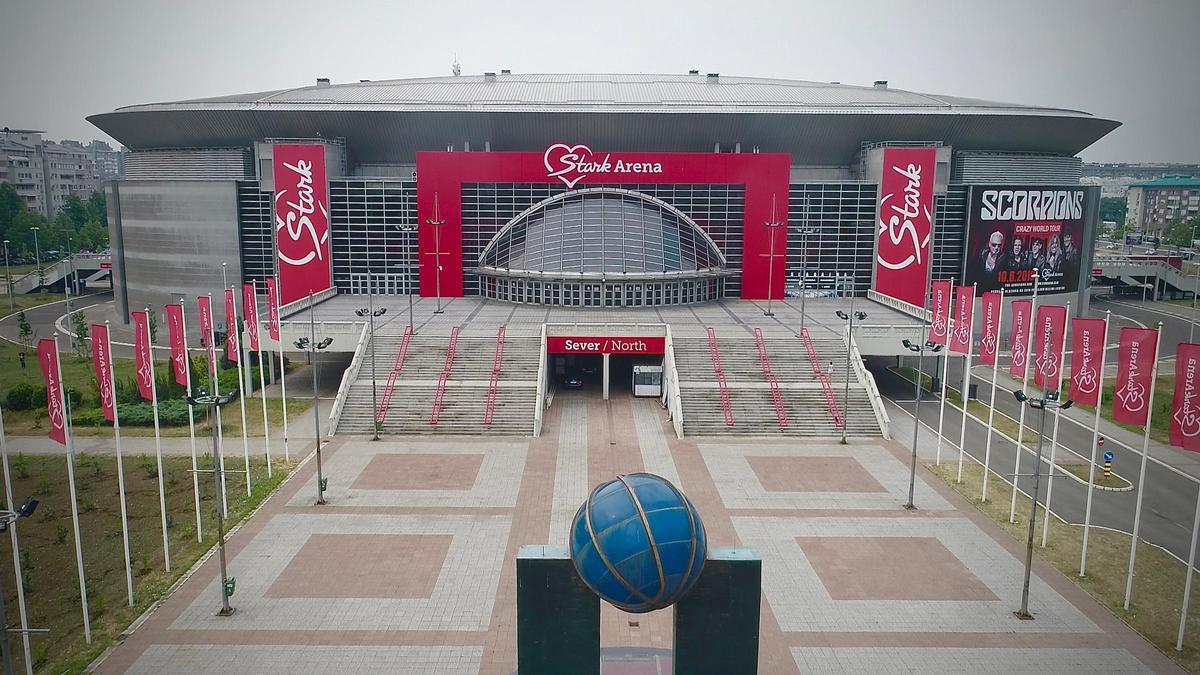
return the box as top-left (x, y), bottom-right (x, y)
top-left (516, 545), bottom-right (600, 675)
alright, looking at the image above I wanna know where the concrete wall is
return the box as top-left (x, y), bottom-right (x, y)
top-left (109, 180), bottom-right (241, 324)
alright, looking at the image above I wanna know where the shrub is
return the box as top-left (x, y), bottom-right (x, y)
top-left (116, 399), bottom-right (191, 426)
top-left (73, 408), bottom-right (106, 427)
top-left (4, 382), bottom-right (43, 411)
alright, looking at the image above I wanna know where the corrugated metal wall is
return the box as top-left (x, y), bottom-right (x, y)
top-left (124, 148), bottom-right (252, 180)
top-left (951, 153), bottom-right (1082, 184)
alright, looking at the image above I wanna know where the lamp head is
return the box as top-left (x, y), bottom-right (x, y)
top-left (16, 496), bottom-right (38, 518)
top-left (930, 344), bottom-right (944, 353)
top-left (902, 339), bottom-right (913, 349)
top-left (355, 308), bottom-right (368, 317)
top-left (1061, 399), bottom-right (1074, 410)
top-left (318, 337), bottom-right (334, 349)
top-left (1014, 390), bottom-right (1028, 403)
top-left (855, 312), bottom-right (868, 320)
top-left (294, 337), bottom-right (310, 350)
top-left (377, 308), bottom-right (387, 316)
top-left (835, 310), bottom-right (849, 320)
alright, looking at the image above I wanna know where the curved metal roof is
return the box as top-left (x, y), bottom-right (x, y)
top-left (88, 73), bottom-right (1120, 163)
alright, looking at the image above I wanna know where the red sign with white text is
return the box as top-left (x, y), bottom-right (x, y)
top-left (950, 285), bottom-right (974, 354)
top-left (1032, 305), bottom-right (1067, 389)
top-left (37, 338), bottom-right (66, 445)
top-left (243, 283), bottom-right (260, 352)
top-left (978, 291), bottom-right (1003, 366)
top-left (1172, 343), bottom-right (1200, 452)
top-left (132, 310), bottom-right (154, 401)
top-left (1008, 299), bottom-right (1033, 379)
top-left (546, 336), bottom-right (665, 355)
top-left (198, 295), bottom-right (216, 375)
top-left (224, 289), bottom-right (239, 364)
top-left (90, 324), bottom-right (116, 422)
top-left (1113, 327), bottom-right (1158, 425)
top-left (166, 304), bottom-right (189, 387)
top-left (927, 280), bottom-right (952, 345)
top-left (273, 144), bottom-right (331, 306)
top-left (266, 276), bottom-right (280, 341)
top-left (875, 147), bottom-right (937, 307)
top-left (1069, 318), bottom-right (1106, 406)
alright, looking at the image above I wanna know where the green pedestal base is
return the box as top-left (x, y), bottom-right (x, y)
top-left (516, 545), bottom-right (600, 675)
top-left (673, 547), bottom-right (762, 675)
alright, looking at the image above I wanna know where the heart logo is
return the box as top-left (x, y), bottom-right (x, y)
top-left (544, 143), bottom-right (594, 189)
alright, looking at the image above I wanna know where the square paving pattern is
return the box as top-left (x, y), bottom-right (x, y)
top-left (96, 393), bottom-right (1178, 674)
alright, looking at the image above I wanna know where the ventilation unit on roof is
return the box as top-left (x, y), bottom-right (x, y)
top-left (873, 80), bottom-right (888, 89)
top-left (501, 69), bottom-right (511, 75)
top-left (707, 73), bottom-right (719, 82)
top-left (316, 78), bottom-right (330, 87)
top-left (484, 72), bottom-right (496, 81)
top-left (689, 69), bottom-right (700, 75)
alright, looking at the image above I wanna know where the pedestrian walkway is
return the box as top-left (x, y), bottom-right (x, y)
top-left (91, 390), bottom-right (1176, 673)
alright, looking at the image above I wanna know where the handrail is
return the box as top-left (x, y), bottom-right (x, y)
top-left (429, 326), bottom-right (461, 425)
top-left (801, 327), bottom-right (844, 429)
top-left (483, 325), bottom-right (506, 425)
top-left (375, 324), bottom-right (412, 426)
top-left (705, 327), bottom-right (734, 428)
top-left (327, 321), bottom-right (370, 435)
top-left (533, 323), bottom-right (548, 437)
top-left (848, 326), bottom-right (890, 438)
top-left (663, 325), bottom-right (684, 438)
top-left (753, 328), bottom-right (789, 428)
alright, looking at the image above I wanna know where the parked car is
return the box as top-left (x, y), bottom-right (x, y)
top-left (1105, 243), bottom-right (1118, 249)
top-left (562, 374), bottom-right (583, 389)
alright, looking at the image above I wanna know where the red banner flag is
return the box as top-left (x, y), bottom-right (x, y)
top-left (90, 324), bottom-right (116, 422)
top-left (950, 285), bottom-right (975, 354)
top-left (874, 147), bottom-right (936, 307)
top-left (1032, 305), bottom-right (1068, 389)
top-left (1172, 343), bottom-right (1200, 452)
top-left (978, 291), bottom-right (1002, 366)
top-left (243, 282), bottom-right (260, 352)
top-left (266, 276), bottom-right (280, 341)
top-left (225, 288), bottom-right (240, 364)
top-left (928, 280), bottom-right (952, 345)
top-left (198, 295), bottom-right (216, 376)
top-left (36, 338), bottom-right (67, 445)
top-left (1113, 327), bottom-right (1159, 425)
top-left (1069, 318), bottom-right (1107, 406)
top-left (1008, 299), bottom-right (1033, 379)
top-left (132, 310), bottom-right (155, 401)
top-left (165, 304), bottom-right (188, 387)
top-left (273, 144), bottom-right (332, 306)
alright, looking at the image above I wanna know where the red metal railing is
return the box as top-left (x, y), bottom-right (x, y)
top-left (753, 328), bottom-right (789, 428)
top-left (706, 327), bottom-right (735, 428)
top-left (483, 325), bottom-right (506, 425)
top-left (375, 324), bottom-right (412, 426)
top-left (429, 326), bottom-right (460, 425)
top-left (800, 327), bottom-right (844, 429)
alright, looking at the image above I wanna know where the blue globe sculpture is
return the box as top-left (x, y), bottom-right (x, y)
top-left (569, 473), bottom-right (706, 613)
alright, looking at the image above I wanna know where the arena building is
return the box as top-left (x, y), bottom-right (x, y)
top-left (89, 72), bottom-right (1117, 316)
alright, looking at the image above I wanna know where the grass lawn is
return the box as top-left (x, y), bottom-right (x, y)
top-left (928, 462), bottom-right (1200, 673)
top-left (0, 292), bottom-right (69, 325)
top-left (0, 453), bottom-right (297, 674)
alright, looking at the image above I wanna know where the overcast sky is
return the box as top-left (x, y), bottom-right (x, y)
top-left (1, 0), bottom-right (1197, 163)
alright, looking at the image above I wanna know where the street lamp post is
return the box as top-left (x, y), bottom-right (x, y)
top-left (0, 496), bottom-right (39, 675)
top-left (185, 388), bottom-right (238, 616)
top-left (29, 227), bottom-right (40, 289)
top-left (763, 194), bottom-right (784, 317)
top-left (2, 239), bottom-right (12, 311)
top-left (295, 291), bottom-right (333, 505)
top-left (902, 338), bottom-right (943, 509)
top-left (1191, 222), bottom-right (1199, 342)
top-left (1012, 387), bottom-right (1074, 620)
top-left (355, 300), bottom-right (387, 441)
top-left (64, 236), bottom-right (74, 352)
top-left (398, 224), bottom-right (417, 334)
top-left (428, 193), bottom-right (445, 314)
top-left (835, 288), bottom-right (867, 445)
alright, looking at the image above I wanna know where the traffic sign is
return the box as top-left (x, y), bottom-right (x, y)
top-left (1098, 437), bottom-right (1105, 447)
top-left (1104, 451), bottom-right (1114, 463)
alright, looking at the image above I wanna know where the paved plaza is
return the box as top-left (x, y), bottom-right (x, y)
top-left (95, 392), bottom-right (1178, 673)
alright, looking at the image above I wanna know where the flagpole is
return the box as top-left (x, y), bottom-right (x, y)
top-left (231, 287), bottom-right (252, 496)
top-left (56, 336), bottom-right (91, 643)
top-left (104, 323), bottom-right (135, 606)
top-left (1080, 310), bottom-right (1111, 577)
top-left (1041, 301), bottom-right (1071, 547)
top-left (1178, 484), bottom-right (1200, 651)
top-left (272, 279), bottom-right (290, 461)
top-left (1010, 271), bottom-right (1041, 523)
top-left (178, 302), bottom-right (202, 542)
top-left (253, 282), bottom-right (272, 478)
top-left (0, 406), bottom-right (33, 671)
top-left (936, 277), bottom-right (955, 465)
top-left (1124, 322), bottom-right (1163, 610)
top-left (205, 294), bottom-right (228, 518)
top-left (981, 289), bottom-right (1005, 503)
top-left (957, 283), bottom-right (977, 483)
top-left (143, 308), bottom-right (171, 572)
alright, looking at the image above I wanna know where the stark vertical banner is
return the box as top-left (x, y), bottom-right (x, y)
top-left (273, 144), bottom-right (331, 306)
top-left (874, 147), bottom-right (937, 308)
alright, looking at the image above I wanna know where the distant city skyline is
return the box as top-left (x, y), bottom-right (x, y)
top-left (1, 0), bottom-right (1198, 163)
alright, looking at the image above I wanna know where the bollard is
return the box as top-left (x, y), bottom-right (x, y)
top-left (1104, 461), bottom-right (1112, 479)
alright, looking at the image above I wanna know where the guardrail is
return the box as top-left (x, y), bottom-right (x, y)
top-left (753, 328), bottom-right (789, 429)
top-left (375, 324), bottom-right (412, 426)
top-left (800, 327), bottom-right (844, 429)
top-left (663, 325), bottom-right (685, 439)
top-left (326, 321), bottom-right (370, 435)
top-left (867, 289), bottom-right (930, 321)
top-left (483, 325), bottom-right (507, 426)
top-left (848, 326), bottom-right (890, 439)
top-left (533, 323), bottom-right (548, 437)
top-left (705, 327), bottom-right (735, 428)
top-left (429, 326), bottom-right (461, 425)
top-left (279, 287), bottom-right (337, 319)
top-left (277, 319), bottom-right (364, 352)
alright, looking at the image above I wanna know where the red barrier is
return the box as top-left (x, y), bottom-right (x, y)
top-left (706, 327), bottom-right (735, 428)
top-left (753, 328), bottom-right (790, 428)
top-left (429, 326), bottom-right (460, 425)
top-left (375, 325), bottom-right (412, 426)
top-left (483, 325), bottom-right (506, 425)
top-left (800, 328), bottom-right (844, 429)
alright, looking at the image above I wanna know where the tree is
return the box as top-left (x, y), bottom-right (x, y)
top-left (87, 191), bottom-right (107, 227)
top-left (58, 195), bottom-right (88, 230)
top-left (17, 310), bottom-right (32, 347)
top-left (0, 183), bottom-right (23, 235)
top-left (6, 210), bottom-right (47, 257)
top-left (1163, 217), bottom-right (1200, 253)
top-left (77, 220), bottom-right (108, 251)
top-left (71, 311), bottom-right (88, 357)
top-left (1099, 196), bottom-right (1127, 225)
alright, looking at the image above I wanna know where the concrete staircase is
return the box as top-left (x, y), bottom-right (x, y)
top-left (336, 331), bottom-right (541, 436)
top-left (673, 331), bottom-right (883, 437)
